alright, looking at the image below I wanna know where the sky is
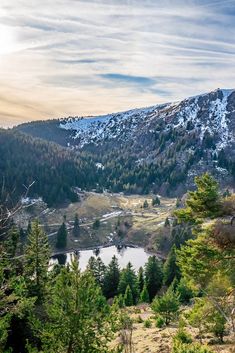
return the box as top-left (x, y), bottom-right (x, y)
top-left (0, 0), bottom-right (235, 127)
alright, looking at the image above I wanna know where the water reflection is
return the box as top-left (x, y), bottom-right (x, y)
top-left (51, 246), bottom-right (152, 271)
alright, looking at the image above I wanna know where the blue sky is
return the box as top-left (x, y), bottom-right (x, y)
top-left (0, 0), bottom-right (235, 126)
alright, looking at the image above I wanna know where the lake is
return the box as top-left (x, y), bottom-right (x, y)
top-left (51, 245), bottom-right (153, 271)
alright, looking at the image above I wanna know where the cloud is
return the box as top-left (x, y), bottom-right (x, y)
top-left (0, 0), bottom-right (235, 126)
top-left (99, 73), bottom-right (156, 86)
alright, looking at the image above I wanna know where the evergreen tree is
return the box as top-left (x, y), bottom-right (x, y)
top-left (175, 173), bottom-right (221, 222)
top-left (24, 220), bottom-right (50, 301)
top-left (176, 277), bottom-right (194, 304)
top-left (163, 245), bottom-right (180, 286)
top-left (87, 256), bottom-right (106, 287)
top-left (103, 255), bottom-right (120, 298)
top-left (139, 284), bottom-right (150, 303)
top-left (73, 213), bottom-right (80, 237)
top-left (152, 196), bottom-right (160, 206)
top-left (143, 200), bottom-right (149, 208)
top-left (124, 285), bottom-right (133, 306)
top-left (118, 262), bottom-right (139, 304)
top-left (145, 256), bottom-right (163, 301)
top-left (164, 217), bottom-right (170, 227)
top-left (37, 258), bottom-right (116, 353)
top-left (93, 219), bottom-right (100, 229)
top-left (152, 288), bottom-right (179, 325)
top-left (56, 222), bottom-right (67, 249)
top-left (138, 266), bottom-right (145, 293)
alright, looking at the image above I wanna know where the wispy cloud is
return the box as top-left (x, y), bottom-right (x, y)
top-left (0, 0), bottom-right (235, 126)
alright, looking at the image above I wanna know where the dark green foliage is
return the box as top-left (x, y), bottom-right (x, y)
top-left (145, 256), bottom-right (163, 301)
top-left (73, 213), bottom-right (80, 237)
top-left (143, 200), bottom-right (149, 208)
top-left (137, 266), bottom-right (144, 293)
top-left (103, 255), bottom-right (120, 298)
top-left (24, 221), bottom-right (50, 301)
top-left (164, 217), bottom-right (170, 227)
top-left (163, 245), bottom-right (181, 286)
top-left (93, 219), bottom-right (100, 229)
top-left (35, 259), bottom-right (116, 353)
top-left (0, 129), bottom-right (97, 206)
top-left (56, 222), bottom-right (67, 249)
top-left (152, 196), bottom-right (160, 206)
top-left (118, 263), bottom-right (139, 304)
top-left (87, 256), bottom-right (106, 287)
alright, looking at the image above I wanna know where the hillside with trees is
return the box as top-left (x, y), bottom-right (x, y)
top-left (0, 173), bottom-right (234, 352)
top-left (0, 129), bottom-right (98, 206)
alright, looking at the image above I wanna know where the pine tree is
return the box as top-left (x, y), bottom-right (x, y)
top-left (124, 285), bottom-right (133, 306)
top-left (103, 255), bottom-right (120, 298)
top-left (152, 288), bottom-right (179, 325)
top-left (175, 173), bottom-right (221, 222)
top-left (163, 245), bottom-right (180, 286)
top-left (118, 262), bottom-right (139, 304)
top-left (138, 266), bottom-right (145, 293)
top-left (145, 256), bottom-right (163, 301)
top-left (164, 217), bottom-right (170, 227)
top-left (38, 258), bottom-right (116, 353)
top-left (87, 256), bottom-right (106, 287)
top-left (152, 196), bottom-right (160, 206)
top-left (24, 220), bottom-right (50, 301)
top-left (139, 284), bottom-right (150, 303)
top-left (73, 213), bottom-right (80, 237)
top-left (143, 200), bottom-right (149, 208)
top-left (56, 222), bottom-right (67, 249)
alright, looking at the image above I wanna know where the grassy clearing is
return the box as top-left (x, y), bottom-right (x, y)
top-left (111, 306), bottom-right (234, 353)
top-left (16, 192), bottom-right (176, 252)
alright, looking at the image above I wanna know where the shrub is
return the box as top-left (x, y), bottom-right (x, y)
top-left (172, 341), bottom-right (214, 353)
top-left (156, 316), bottom-right (165, 328)
top-left (144, 319), bottom-right (152, 328)
top-left (174, 328), bottom-right (192, 344)
top-left (152, 289), bottom-right (179, 325)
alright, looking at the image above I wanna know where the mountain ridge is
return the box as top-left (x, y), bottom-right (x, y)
top-left (15, 88), bottom-right (235, 197)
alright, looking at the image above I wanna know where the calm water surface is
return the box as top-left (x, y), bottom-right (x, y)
top-left (51, 246), bottom-right (152, 271)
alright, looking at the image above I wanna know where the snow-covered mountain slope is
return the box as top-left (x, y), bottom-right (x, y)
top-left (59, 88), bottom-right (235, 154)
top-left (16, 88), bottom-right (235, 195)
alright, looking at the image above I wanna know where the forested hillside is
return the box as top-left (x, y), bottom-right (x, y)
top-left (16, 89), bottom-right (235, 196)
top-left (0, 129), bottom-right (98, 206)
top-left (0, 174), bottom-right (234, 353)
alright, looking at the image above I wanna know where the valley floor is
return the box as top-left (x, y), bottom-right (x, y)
top-left (14, 192), bottom-right (176, 254)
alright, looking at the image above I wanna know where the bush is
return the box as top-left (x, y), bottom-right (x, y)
top-left (93, 219), bottom-right (100, 229)
top-left (176, 278), bottom-right (194, 304)
top-left (156, 316), bottom-right (165, 328)
top-left (174, 328), bottom-right (192, 344)
top-left (144, 319), bottom-right (152, 328)
top-left (152, 289), bottom-right (180, 325)
top-left (172, 341), bottom-right (214, 353)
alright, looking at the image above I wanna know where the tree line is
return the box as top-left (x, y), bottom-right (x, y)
top-left (0, 173), bottom-right (234, 352)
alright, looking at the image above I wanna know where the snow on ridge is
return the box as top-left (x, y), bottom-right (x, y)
top-left (59, 88), bottom-right (234, 150)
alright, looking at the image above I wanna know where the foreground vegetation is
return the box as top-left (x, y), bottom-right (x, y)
top-left (0, 173), bottom-right (234, 352)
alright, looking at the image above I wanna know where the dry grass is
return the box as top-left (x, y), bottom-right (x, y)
top-left (111, 306), bottom-right (235, 353)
